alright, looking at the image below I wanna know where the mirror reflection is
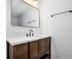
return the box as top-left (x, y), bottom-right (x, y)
top-left (11, 0), bottom-right (40, 28)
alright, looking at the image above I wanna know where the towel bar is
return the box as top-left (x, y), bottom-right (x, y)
top-left (51, 10), bottom-right (72, 17)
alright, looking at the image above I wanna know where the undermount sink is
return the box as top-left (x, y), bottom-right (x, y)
top-left (7, 34), bottom-right (51, 46)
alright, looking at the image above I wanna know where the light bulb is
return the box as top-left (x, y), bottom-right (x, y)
top-left (34, 1), bottom-right (38, 5)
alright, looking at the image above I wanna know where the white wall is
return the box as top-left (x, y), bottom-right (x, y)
top-left (40, 0), bottom-right (72, 59)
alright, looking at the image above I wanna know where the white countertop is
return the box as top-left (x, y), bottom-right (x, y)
top-left (7, 34), bottom-right (51, 46)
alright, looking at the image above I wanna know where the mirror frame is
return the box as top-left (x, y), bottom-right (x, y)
top-left (11, 0), bottom-right (40, 28)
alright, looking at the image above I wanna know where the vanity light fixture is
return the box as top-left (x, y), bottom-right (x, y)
top-left (22, 0), bottom-right (38, 7)
top-left (34, 0), bottom-right (38, 5)
top-left (29, 0), bottom-right (38, 4)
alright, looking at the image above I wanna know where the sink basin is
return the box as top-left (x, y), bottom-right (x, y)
top-left (7, 34), bottom-right (51, 46)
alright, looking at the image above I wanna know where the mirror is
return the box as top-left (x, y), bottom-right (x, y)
top-left (11, 0), bottom-right (40, 28)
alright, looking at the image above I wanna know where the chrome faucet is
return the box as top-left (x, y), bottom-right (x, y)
top-left (29, 29), bottom-right (34, 36)
top-left (26, 29), bottom-right (34, 37)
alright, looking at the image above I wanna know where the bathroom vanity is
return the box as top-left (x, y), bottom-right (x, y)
top-left (7, 0), bottom-right (51, 59)
top-left (7, 35), bottom-right (51, 59)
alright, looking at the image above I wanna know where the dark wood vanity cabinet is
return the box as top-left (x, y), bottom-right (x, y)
top-left (7, 37), bottom-right (51, 59)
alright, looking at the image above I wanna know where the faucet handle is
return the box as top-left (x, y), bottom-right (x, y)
top-left (32, 33), bottom-right (34, 36)
top-left (26, 33), bottom-right (28, 37)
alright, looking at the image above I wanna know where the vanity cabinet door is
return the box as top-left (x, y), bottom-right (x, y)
top-left (38, 37), bottom-right (50, 58)
top-left (29, 41), bottom-right (38, 59)
top-left (13, 43), bottom-right (28, 59)
top-left (45, 38), bottom-right (50, 52)
top-left (38, 39), bottom-right (46, 57)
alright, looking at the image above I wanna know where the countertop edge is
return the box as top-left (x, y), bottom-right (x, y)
top-left (7, 35), bottom-right (51, 46)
